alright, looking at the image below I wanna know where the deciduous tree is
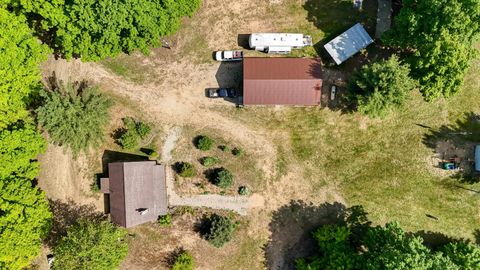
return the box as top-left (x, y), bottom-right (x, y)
top-left (0, 8), bottom-right (49, 128)
top-left (53, 220), bottom-right (128, 270)
top-left (348, 55), bottom-right (416, 118)
top-left (0, 177), bottom-right (52, 270)
top-left (383, 0), bottom-right (480, 101)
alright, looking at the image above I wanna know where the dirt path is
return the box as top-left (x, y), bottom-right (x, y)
top-left (161, 127), bottom-right (261, 215)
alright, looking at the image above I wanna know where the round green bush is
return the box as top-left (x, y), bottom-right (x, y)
top-left (196, 135), bottom-right (214, 151)
top-left (232, 147), bottom-right (244, 157)
top-left (238, 186), bottom-right (250, 196)
top-left (202, 214), bottom-right (237, 248)
top-left (172, 250), bottom-right (194, 270)
top-left (219, 145), bottom-right (230, 153)
top-left (213, 168), bottom-right (233, 188)
top-left (158, 214), bottom-right (172, 226)
top-left (201, 156), bottom-right (219, 167)
top-left (179, 162), bottom-right (195, 177)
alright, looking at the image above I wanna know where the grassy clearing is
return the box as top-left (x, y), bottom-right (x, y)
top-left (101, 55), bottom-right (152, 83)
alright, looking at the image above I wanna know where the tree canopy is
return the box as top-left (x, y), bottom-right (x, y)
top-left (296, 210), bottom-right (480, 270)
top-left (383, 0), bottom-right (480, 101)
top-left (0, 8), bottom-right (52, 270)
top-left (36, 82), bottom-right (112, 155)
top-left (348, 55), bottom-right (416, 118)
top-left (53, 220), bottom-right (128, 270)
top-left (0, 123), bottom-right (46, 179)
top-left (6, 0), bottom-right (200, 60)
top-left (0, 8), bottom-right (49, 129)
top-left (0, 177), bottom-right (52, 270)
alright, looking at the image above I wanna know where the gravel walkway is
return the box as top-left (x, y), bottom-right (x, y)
top-left (162, 127), bottom-right (250, 215)
top-left (375, 0), bottom-right (392, 38)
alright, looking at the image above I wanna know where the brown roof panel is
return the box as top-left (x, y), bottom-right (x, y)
top-left (243, 58), bottom-right (323, 105)
top-left (243, 57), bottom-right (322, 80)
top-left (244, 79), bottom-right (321, 105)
top-left (107, 161), bottom-right (167, 228)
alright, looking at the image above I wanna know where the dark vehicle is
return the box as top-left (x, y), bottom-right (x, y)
top-left (207, 88), bottom-right (236, 98)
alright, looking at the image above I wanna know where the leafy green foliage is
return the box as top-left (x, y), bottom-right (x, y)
top-left (53, 220), bottom-right (128, 270)
top-left (202, 214), bottom-right (237, 248)
top-left (118, 117), bottom-right (151, 150)
top-left (213, 168), bottom-right (233, 188)
top-left (0, 123), bottom-right (46, 179)
top-left (7, 0), bottom-right (200, 60)
top-left (0, 177), bottom-right (52, 270)
top-left (172, 250), bottom-right (195, 270)
top-left (348, 55), bottom-right (416, 118)
top-left (201, 156), bottom-right (219, 167)
top-left (384, 0), bottom-right (480, 100)
top-left (220, 145), bottom-right (230, 153)
top-left (179, 162), bottom-right (195, 178)
top-left (232, 147), bottom-right (244, 157)
top-left (196, 135), bottom-right (214, 151)
top-left (0, 8), bottom-right (52, 270)
top-left (238, 186), bottom-right (250, 196)
top-left (0, 8), bottom-right (49, 129)
top-left (442, 242), bottom-right (480, 269)
top-left (36, 83), bottom-right (112, 155)
top-left (158, 214), bottom-right (172, 226)
top-left (297, 212), bottom-right (480, 270)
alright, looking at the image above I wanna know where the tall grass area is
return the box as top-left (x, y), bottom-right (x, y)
top-left (228, 59), bottom-right (480, 239)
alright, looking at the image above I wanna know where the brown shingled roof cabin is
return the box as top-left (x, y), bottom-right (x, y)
top-left (100, 161), bottom-right (167, 228)
top-left (243, 58), bottom-right (322, 105)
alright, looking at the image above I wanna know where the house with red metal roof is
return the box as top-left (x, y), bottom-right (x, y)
top-left (242, 58), bottom-right (322, 106)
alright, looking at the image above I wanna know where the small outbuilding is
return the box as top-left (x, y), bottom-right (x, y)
top-left (324, 23), bottom-right (374, 65)
top-left (100, 161), bottom-right (167, 228)
top-left (243, 57), bottom-right (322, 106)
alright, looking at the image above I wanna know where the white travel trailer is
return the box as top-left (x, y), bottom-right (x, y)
top-left (249, 33), bottom-right (313, 53)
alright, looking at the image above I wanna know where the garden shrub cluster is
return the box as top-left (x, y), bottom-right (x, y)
top-left (118, 117), bottom-right (152, 149)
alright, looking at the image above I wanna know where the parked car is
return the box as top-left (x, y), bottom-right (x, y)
top-left (215, 50), bottom-right (243, 61)
top-left (330, 85), bottom-right (337, 100)
top-left (207, 88), bottom-right (236, 98)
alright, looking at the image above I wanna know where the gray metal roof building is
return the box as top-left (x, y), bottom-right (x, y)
top-left (324, 23), bottom-right (373, 65)
top-left (101, 161), bottom-right (167, 228)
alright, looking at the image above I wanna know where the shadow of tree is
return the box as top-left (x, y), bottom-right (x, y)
top-left (46, 199), bottom-right (106, 247)
top-left (265, 200), bottom-right (370, 270)
top-left (413, 230), bottom-right (459, 250)
top-left (422, 112), bottom-right (480, 182)
top-left (423, 112), bottom-right (480, 149)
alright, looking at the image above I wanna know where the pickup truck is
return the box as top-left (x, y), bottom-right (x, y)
top-left (207, 88), bottom-right (236, 98)
top-left (215, 50), bottom-right (243, 61)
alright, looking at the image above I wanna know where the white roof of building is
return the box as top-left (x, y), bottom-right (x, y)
top-left (324, 23), bottom-right (373, 65)
top-left (249, 33), bottom-right (306, 48)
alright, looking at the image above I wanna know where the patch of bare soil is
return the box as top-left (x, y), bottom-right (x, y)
top-left (37, 144), bottom-right (103, 210)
